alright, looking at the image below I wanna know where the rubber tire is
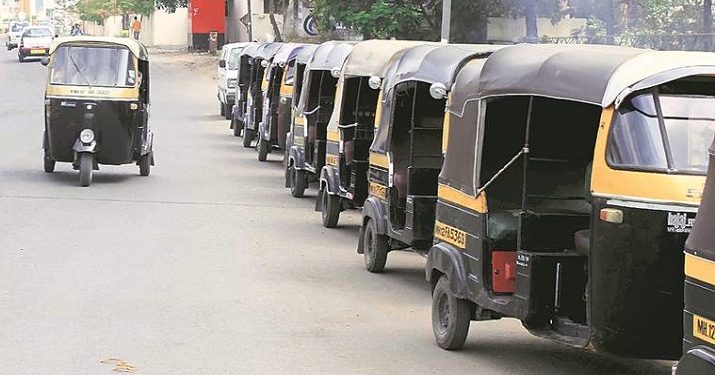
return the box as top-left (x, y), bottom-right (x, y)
top-left (363, 218), bottom-right (389, 273)
top-left (139, 152), bottom-right (151, 176)
top-left (290, 165), bottom-right (307, 198)
top-left (79, 153), bottom-right (93, 187)
top-left (224, 106), bottom-right (232, 120)
top-left (432, 275), bottom-right (471, 350)
top-left (220, 102), bottom-right (225, 117)
top-left (321, 189), bottom-right (340, 228)
top-left (242, 128), bottom-right (254, 148)
top-left (18, 54), bottom-right (24, 63)
top-left (257, 139), bottom-right (269, 161)
top-left (232, 118), bottom-right (243, 137)
top-left (43, 149), bottom-right (55, 173)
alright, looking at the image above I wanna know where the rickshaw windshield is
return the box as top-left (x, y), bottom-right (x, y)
top-left (228, 47), bottom-right (243, 70)
top-left (608, 92), bottom-right (715, 174)
top-left (50, 46), bottom-right (137, 88)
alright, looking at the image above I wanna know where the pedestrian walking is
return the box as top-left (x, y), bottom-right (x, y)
top-left (131, 16), bottom-right (141, 40)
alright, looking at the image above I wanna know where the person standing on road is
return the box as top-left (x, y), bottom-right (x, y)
top-left (131, 16), bottom-right (142, 40)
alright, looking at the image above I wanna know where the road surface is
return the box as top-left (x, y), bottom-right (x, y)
top-left (0, 47), bottom-right (672, 374)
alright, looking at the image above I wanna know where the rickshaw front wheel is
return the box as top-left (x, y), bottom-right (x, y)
top-left (242, 129), bottom-right (255, 148)
top-left (232, 118), bottom-right (242, 137)
top-left (432, 275), bottom-right (471, 350)
top-left (290, 166), bottom-right (307, 198)
top-left (139, 153), bottom-right (151, 176)
top-left (220, 103), bottom-right (226, 117)
top-left (78, 153), bottom-right (93, 187)
top-left (363, 218), bottom-right (388, 273)
top-left (321, 190), bottom-right (340, 228)
top-left (257, 139), bottom-right (270, 161)
top-left (43, 150), bottom-right (55, 173)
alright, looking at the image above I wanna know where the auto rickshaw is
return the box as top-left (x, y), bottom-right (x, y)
top-left (285, 41), bottom-right (355, 197)
top-left (425, 44), bottom-right (715, 359)
top-left (357, 44), bottom-right (500, 273)
top-left (318, 40), bottom-right (429, 227)
top-left (256, 43), bottom-right (313, 161)
top-left (42, 36), bottom-right (153, 187)
top-left (241, 42), bottom-right (282, 148)
top-left (676, 136), bottom-right (715, 374)
top-left (231, 42), bottom-right (261, 137)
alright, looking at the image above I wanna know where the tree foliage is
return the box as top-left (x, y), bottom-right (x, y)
top-left (77, 0), bottom-right (186, 22)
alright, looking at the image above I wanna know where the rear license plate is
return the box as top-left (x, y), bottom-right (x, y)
top-left (30, 49), bottom-right (45, 55)
top-left (693, 314), bottom-right (715, 345)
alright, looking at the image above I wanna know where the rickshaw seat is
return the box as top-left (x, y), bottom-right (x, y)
top-left (574, 229), bottom-right (590, 256)
top-left (487, 210), bottom-right (520, 248)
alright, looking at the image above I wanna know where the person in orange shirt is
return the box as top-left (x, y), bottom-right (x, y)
top-left (131, 16), bottom-right (141, 40)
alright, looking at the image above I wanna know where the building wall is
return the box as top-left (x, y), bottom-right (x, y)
top-left (81, 9), bottom-right (188, 48)
top-left (487, 17), bottom-right (587, 43)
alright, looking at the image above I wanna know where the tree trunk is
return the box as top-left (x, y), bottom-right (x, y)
top-left (268, 0), bottom-right (283, 42)
top-left (524, 0), bottom-right (538, 43)
top-left (705, 0), bottom-right (713, 50)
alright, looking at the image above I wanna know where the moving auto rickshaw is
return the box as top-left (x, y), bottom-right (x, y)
top-left (425, 44), bottom-right (715, 359)
top-left (42, 36), bottom-right (153, 187)
top-left (676, 136), bottom-right (715, 374)
top-left (256, 43), bottom-right (314, 161)
top-left (285, 41), bottom-right (355, 197)
top-left (357, 44), bottom-right (500, 272)
top-left (318, 40), bottom-right (428, 227)
top-left (231, 42), bottom-right (261, 137)
top-left (241, 42), bottom-right (282, 148)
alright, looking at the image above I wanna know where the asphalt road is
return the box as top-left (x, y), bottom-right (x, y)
top-left (0, 47), bottom-right (673, 374)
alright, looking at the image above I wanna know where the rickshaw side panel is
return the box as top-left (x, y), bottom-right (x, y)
top-left (589, 198), bottom-right (688, 359)
top-left (46, 99), bottom-right (137, 164)
top-left (276, 95), bottom-right (292, 148)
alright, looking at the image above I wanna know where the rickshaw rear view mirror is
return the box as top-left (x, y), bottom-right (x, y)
top-left (218, 59), bottom-right (226, 68)
top-left (278, 61), bottom-right (286, 68)
top-left (40, 56), bottom-right (49, 66)
top-left (330, 67), bottom-right (341, 78)
top-left (261, 59), bottom-right (269, 68)
top-left (429, 82), bottom-right (448, 99)
top-left (368, 76), bottom-right (382, 90)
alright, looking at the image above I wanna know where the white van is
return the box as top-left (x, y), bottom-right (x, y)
top-left (218, 42), bottom-right (250, 119)
top-left (6, 21), bottom-right (30, 50)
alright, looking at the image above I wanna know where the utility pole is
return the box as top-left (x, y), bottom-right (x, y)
top-left (705, 0), bottom-right (713, 51)
top-left (247, 0), bottom-right (253, 41)
top-left (440, 0), bottom-right (451, 43)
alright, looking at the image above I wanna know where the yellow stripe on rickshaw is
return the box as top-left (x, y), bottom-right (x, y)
top-left (294, 116), bottom-right (306, 126)
top-left (369, 182), bottom-right (388, 200)
top-left (369, 152), bottom-right (389, 169)
top-left (434, 221), bottom-right (467, 249)
top-left (437, 184), bottom-right (487, 213)
top-left (327, 131), bottom-right (340, 142)
top-left (685, 253), bottom-right (715, 286)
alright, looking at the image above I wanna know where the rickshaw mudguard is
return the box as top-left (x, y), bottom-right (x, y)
top-left (589, 197), bottom-right (690, 359)
top-left (289, 145), bottom-right (306, 171)
top-left (319, 165), bottom-right (339, 195)
top-left (357, 197), bottom-right (389, 254)
top-left (675, 346), bottom-right (715, 375)
top-left (425, 242), bottom-right (470, 299)
top-left (72, 138), bottom-right (97, 153)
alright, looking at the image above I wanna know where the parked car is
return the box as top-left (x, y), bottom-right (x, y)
top-left (17, 27), bottom-right (54, 62)
top-left (6, 21), bottom-right (30, 50)
top-left (217, 42), bottom-right (250, 120)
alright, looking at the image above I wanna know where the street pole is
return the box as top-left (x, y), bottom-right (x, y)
top-left (247, 0), bottom-right (253, 41)
top-left (440, 0), bottom-right (451, 43)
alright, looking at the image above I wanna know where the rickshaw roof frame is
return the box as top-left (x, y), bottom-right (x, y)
top-left (240, 42), bottom-right (267, 59)
top-left (471, 43), bottom-right (715, 112)
top-left (50, 36), bottom-right (149, 60)
top-left (340, 39), bottom-right (432, 79)
top-left (305, 41), bottom-right (357, 72)
top-left (294, 44), bottom-right (319, 65)
top-left (272, 43), bottom-right (312, 66)
top-left (254, 42), bottom-right (283, 61)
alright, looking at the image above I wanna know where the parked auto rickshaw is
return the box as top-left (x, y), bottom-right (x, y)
top-left (42, 36), bottom-right (153, 187)
top-left (218, 42), bottom-right (250, 120)
top-left (285, 41), bottom-right (356, 197)
top-left (318, 40), bottom-right (428, 227)
top-left (425, 44), bottom-right (715, 359)
top-left (357, 44), bottom-right (500, 272)
top-left (256, 43), bottom-right (313, 161)
top-left (676, 136), bottom-right (715, 374)
top-left (241, 42), bottom-right (282, 148)
top-left (231, 42), bottom-right (261, 137)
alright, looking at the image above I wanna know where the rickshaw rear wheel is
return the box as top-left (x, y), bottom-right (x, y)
top-left (257, 139), bottom-right (270, 161)
top-left (363, 218), bottom-right (388, 273)
top-left (43, 150), bottom-right (55, 173)
top-left (139, 152), bottom-right (151, 176)
top-left (432, 275), bottom-right (471, 350)
top-left (242, 129), bottom-right (255, 148)
top-left (79, 153), bottom-right (93, 187)
top-left (290, 166), bottom-right (307, 198)
top-left (220, 103), bottom-right (225, 117)
top-left (224, 107), bottom-right (232, 120)
top-left (321, 190), bottom-right (340, 228)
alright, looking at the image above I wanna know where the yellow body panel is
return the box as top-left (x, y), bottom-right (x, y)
top-left (326, 154), bottom-right (338, 166)
top-left (369, 152), bottom-right (389, 169)
top-left (442, 110), bottom-right (451, 153)
top-left (369, 182), bottom-right (388, 200)
top-left (591, 107), bottom-right (705, 204)
top-left (46, 84), bottom-right (139, 100)
top-left (374, 92), bottom-right (384, 129)
top-left (327, 131), bottom-right (340, 142)
top-left (279, 69), bottom-right (292, 96)
top-left (437, 184), bottom-right (487, 213)
top-left (685, 253), bottom-right (715, 286)
top-left (294, 115), bottom-right (306, 126)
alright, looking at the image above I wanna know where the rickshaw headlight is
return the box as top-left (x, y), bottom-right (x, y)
top-left (330, 67), bottom-right (341, 78)
top-left (368, 76), bottom-right (382, 90)
top-left (79, 129), bottom-right (95, 144)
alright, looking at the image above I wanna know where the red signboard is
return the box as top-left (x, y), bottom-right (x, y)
top-left (189, 0), bottom-right (225, 34)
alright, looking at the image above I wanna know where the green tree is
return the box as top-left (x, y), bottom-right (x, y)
top-left (77, 0), bottom-right (185, 22)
